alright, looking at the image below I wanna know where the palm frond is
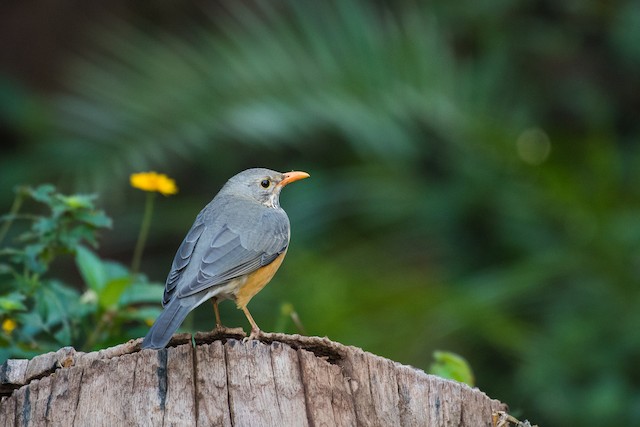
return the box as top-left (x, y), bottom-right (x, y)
top-left (46, 0), bottom-right (516, 191)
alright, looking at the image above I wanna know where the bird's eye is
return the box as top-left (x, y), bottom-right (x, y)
top-left (260, 179), bottom-right (271, 188)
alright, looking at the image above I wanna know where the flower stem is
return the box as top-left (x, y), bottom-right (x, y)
top-left (83, 310), bottom-right (114, 352)
top-left (131, 192), bottom-right (156, 275)
top-left (0, 191), bottom-right (24, 246)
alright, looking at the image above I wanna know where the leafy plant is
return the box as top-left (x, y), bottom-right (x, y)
top-left (0, 185), bottom-right (162, 360)
top-left (3, 0), bottom-right (640, 425)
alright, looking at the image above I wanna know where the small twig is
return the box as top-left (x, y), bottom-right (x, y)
top-left (0, 192), bottom-right (25, 246)
top-left (83, 310), bottom-right (115, 352)
top-left (131, 192), bottom-right (156, 275)
top-left (290, 309), bottom-right (307, 335)
top-left (279, 302), bottom-right (308, 335)
top-left (492, 411), bottom-right (538, 427)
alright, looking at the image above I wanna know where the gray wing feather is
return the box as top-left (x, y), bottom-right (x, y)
top-left (163, 211), bottom-right (207, 306)
top-left (166, 199), bottom-right (290, 301)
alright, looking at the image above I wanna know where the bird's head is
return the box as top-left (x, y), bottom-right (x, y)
top-left (222, 168), bottom-right (310, 208)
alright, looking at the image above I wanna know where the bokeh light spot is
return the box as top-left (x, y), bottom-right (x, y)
top-left (516, 127), bottom-right (551, 165)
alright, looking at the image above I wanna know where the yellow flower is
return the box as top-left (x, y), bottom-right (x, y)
top-left (2, 318), bottom-right (17, 334)
top-left (130, 172), bottom-right (178, 196)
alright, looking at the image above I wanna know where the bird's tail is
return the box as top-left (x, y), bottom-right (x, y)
top-left (141, 299), bottom-right (192, 349)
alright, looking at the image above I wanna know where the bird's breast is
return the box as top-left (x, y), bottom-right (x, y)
top-left (234, 249), bottom-right (288, 309)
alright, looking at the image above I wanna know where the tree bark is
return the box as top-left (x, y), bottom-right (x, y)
top-left (0, 332), bottom-right (506, 426)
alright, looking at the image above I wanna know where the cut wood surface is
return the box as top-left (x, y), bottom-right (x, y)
top-left (0, 331), bottom-right (507, 426)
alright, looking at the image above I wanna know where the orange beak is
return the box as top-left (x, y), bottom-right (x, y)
top-left (279, 171), bottom-right (310, 187)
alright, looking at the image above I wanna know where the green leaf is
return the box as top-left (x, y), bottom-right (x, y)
top-left (37, 284), bottom-right (74, 326)
top-left (53, 322), bottom-right (72, 344)
top-left (75, 210), bottom-right (113, 229)
top-left (32, 217), bottom-right (57, 236)
top-left (103, 260), bottom-right (129, 280)
top-left (26, 184), bottom-right (55, 203)
top-left (15, 312), bottom-right (46, 337)
top-left (75, 245), bottom-right (107, 291)
top-left (66, 226), bottom-right (97, 249)
top-left (429, 351), bottom-right (475, 387)
top-left (99, 277), bottom-right (132, 309)
top-left (118, 306), bottom-right (162, 323)
top-left (119, 282), bottom-right (164, 305)
top-left (0, 293), bottom-right (27, 312)
top-left (0, 263), bottom-right (15, 275)
top-left (57, 194), bottom-right (96, 210)
top-left (24, 243), bottom-right (47, 274)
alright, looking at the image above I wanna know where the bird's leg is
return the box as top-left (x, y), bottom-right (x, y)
top-left (241, 306), bottom-right (263, 340)
top-left (209, 298), bottom-right (246, 337)
top-left (212, 298), bottom-right (223, 328)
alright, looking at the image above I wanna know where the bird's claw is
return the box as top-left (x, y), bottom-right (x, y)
top-left (243, 329), bottom-right (264, 342)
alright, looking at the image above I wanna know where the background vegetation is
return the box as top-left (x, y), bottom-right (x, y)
top-left (1, 1), bottom-right (639, 425)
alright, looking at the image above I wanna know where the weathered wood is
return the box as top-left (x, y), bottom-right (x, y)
top-left (269, 342), bottom-right (308, 426)
top-left (0, 333), bottom-right (507, 426)
top-left (194, 341), bottom-right (232, 426)
top-left (298, 344), bottom-right (356, 426)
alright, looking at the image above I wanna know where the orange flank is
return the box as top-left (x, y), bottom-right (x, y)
top-left (235, 250), bottom-right (288, 309)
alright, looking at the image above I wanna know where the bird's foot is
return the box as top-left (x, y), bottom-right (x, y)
top-left (243, 328), bottom-right (265, 342)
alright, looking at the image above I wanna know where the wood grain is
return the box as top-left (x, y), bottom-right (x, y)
top-left (0, 333), bottom-right (507, 426)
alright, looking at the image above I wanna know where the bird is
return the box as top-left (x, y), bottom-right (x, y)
top-left (141, 167), bottom-right (309, 349)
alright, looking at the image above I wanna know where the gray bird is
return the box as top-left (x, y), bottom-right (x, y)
top-left (141, 168), bottom-right (309, 349)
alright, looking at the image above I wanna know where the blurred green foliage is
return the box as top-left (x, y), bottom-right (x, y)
top-left (429, 350), bottom-right (475, 387)
top-left (1, 0), bottom-right (640, 425)
top-left (0, 185), bottom-right (162, 359)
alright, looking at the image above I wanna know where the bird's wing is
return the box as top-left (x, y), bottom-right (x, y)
top-left (164, 204), bottom-right (290, 303)
top-left (163, 208), bottom-right (208, 306)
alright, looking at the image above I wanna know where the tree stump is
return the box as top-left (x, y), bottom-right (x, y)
top-left (0, 332), bottom-right (506, 426)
